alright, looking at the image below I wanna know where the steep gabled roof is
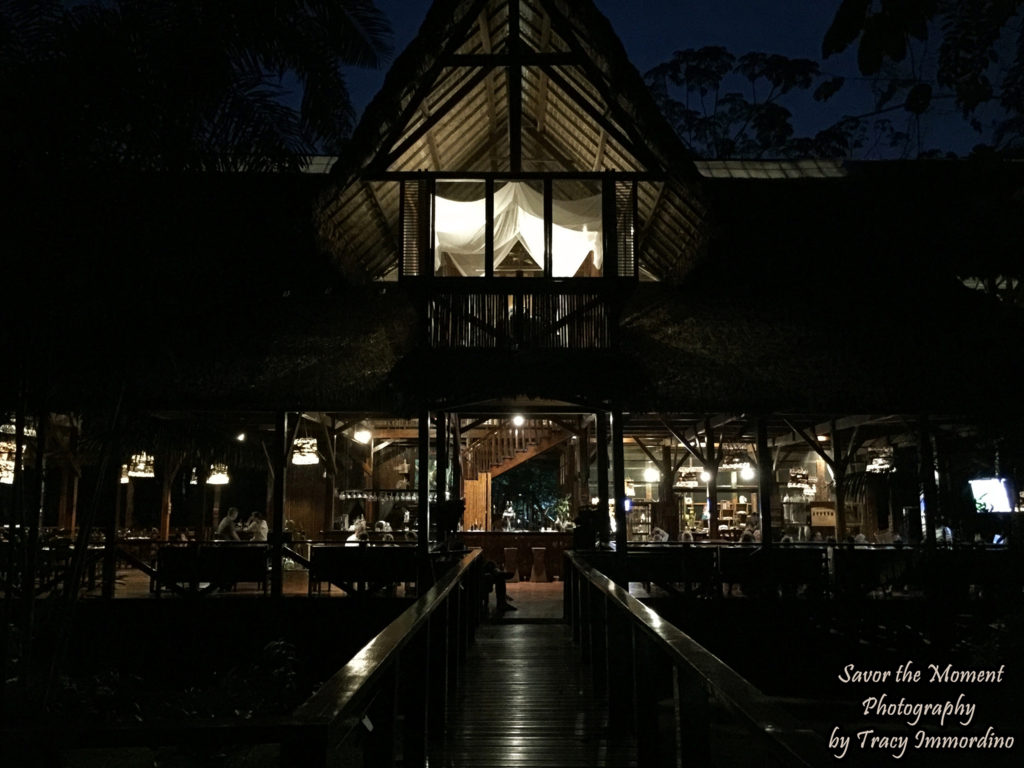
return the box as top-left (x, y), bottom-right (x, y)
top-left (316, 0), bottom-right (707, 281)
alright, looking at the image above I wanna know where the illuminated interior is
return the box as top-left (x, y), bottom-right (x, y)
top-left (433, 182), bottom-right (602, 277)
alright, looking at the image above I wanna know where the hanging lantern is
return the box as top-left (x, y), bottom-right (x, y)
top-left (207, 463), bottom-right (230, 485)
top-left (292, 437), bottom-right (319, 465)
top-left (0, 440), bottom-right (16, 485)
top-left (127, 452), bottom-right (155, 478)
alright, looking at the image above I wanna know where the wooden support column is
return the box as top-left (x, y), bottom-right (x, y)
top-left (102, 425), bottom-right (118, 599)
top-left (832, 419), bottom-right (847, 541)
top-left (485, 178), bottom-right (495, 278)
top-left (611, 409), bottom-right (627, 573)
top-left (919, 416), bottom-right (938, 549)
top-left (418, 409), bottom-right (430, 556)
top-left (437, 412), bottom-right (448, 504)
top-left (576, 424), bottom-right (590, 515)
top-left (659, 443), bottom-right (677, 539)
top-left (756, 418), bottom-right (773, 547)
top-left (595, 412), bottom-right (609, 546)
top-left (602, 174), bottom-right (618, 279)
top-left (704, 419), bottom-right (720, 539)
top-left (25, 412), bottom-right (46, 635)
top-left (271, 411), bottom-right (287, 598)
top-left (508, 0), bottom-right (522, 172)
top-left (452, 416), bottom-right (463, 502)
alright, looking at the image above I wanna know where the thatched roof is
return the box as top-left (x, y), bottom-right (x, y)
top-left (315, 0), bottom-right (707, 282)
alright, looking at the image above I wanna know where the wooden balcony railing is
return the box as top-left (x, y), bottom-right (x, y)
top-left (421, 278), bottom-right (619, 350)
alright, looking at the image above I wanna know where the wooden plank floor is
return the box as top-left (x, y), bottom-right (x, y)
top-left (429, 621), bottom-right (636, 768)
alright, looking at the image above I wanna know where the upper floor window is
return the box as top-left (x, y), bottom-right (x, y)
top-left (400, 175), bottom-right (636, 280)
top-left (434, 181), bottom-right (602, 278)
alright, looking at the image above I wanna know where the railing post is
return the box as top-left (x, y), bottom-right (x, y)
top-left (564, 553), bottom-right (574, 628)
top-left (590, 592), bottom-right (607, 693)
top-left (281, 724), bottom-right (328, 768)
top-left (607, 605), bottom-right (633, 727)
top-left (427, 602), bottom-right (449, 733)
top-left (362, 665), bottom-right (399, 767)
top-left (579, 578), bottom-right (592, 662)
top-left (447, 585), bottom-right (460, 692)
top-left (633, 629), bottom-right (671, 767)
top-left (399, 628), bottom-right (429, 767)
top-left (673, 664), bottom-right (712, 766)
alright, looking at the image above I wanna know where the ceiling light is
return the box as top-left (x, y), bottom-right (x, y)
top-left (292, 437), bottom-right (319, 465)
top-left (512, 414), bottom-right (525, 427)
top-left (643, 466), bottom-right (660, 483)
top-left (740, 465), bottom-right (756, 481)
top-left (236, 432), bottom-right (246, 442)
top-left (700, 471), bottom-right (711, 483)
top-left (127, 452), bottom-right (155, 478)
top-left (207, 463), bottom-right (230, 485)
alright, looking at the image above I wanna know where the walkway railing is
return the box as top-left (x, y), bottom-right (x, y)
top-left (283, 547), bottom-right (482, 766)
top-left (564, 551), bottom-right (822, 767)
top-left (5, 549), bottom-right (482, 767)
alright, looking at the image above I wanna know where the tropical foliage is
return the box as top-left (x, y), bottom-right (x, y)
top-left (0, 0), bottom-right (392, 172)
top-left (822, 0), bottom-right (1024, 154)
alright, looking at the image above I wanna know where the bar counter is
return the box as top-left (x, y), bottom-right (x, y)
top-left (460, 531), bottom-right (573, 581)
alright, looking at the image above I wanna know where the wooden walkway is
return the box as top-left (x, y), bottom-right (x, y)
top-left (430, 620), bottom-right (636, 768)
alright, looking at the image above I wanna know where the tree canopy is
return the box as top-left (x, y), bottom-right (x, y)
top-left (0, 0), bottom-right (393, 172)
top-left (822, 0), bottom-right (1024, 154)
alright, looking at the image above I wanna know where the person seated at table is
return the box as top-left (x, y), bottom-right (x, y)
top-left (244, 511), bottom-right (268, 542)
top-left (481, 560), bottom-right (516, 612)
top-left (216, 508), bottom-right (240, 541)
top-left (346, 520), bottom-right (368, 546)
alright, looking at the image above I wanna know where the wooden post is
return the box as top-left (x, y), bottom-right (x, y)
top-left (507, 0), bottom-right (522, 173)
top-left (418, 409), bottom-right (430, 557)
top-left (271, 411), bottom-right (287, 598)
top-left (437, 412), bottom-right (448, 505)
top-left (611, 409), bottom-right (627, 574)
top-left (451, 415), bottom-right (462, 502)
top-left (705, 465), bottom-right (720, 540)
top-left (124, 479), bottom-right (135, 531)
top-left (596, 413), bottom-right (609, 545)
top-left (704, 419), bottom-right (719, 539)
top-left (833, 419), bottom-right (848, 541)
top-left (757, 418), bottom-right (773, 547)
top-left (919, 416), bottom-right (938, 548)
top-left (659, 442), bottom-right (677, 539)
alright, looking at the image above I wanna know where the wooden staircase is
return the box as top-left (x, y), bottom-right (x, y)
top-left (462, 419), bottom-right (571, 480)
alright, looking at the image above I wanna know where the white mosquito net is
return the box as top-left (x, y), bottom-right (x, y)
top-left (433, 182), bottom-right (602, 276)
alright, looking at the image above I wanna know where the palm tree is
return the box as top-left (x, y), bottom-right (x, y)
top-left (1, 0), bottom-right (392, 172)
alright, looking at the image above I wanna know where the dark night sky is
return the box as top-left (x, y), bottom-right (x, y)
top-left (343, 0), bottom-right (988, 156)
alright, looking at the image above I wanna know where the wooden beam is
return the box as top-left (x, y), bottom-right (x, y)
top-left (384, 65), bottom-right (493, 168)
top-left (534, 12), bottom-right (553, 134)
top-left (444, 52), bottom-right (575, 66)
top-left (508, 0), bottom-right (522, 173)
top-left (367, 0), bottom-right (490, 173)
top-left (477, 9), bottom-right (500, 147)
top-left (418, 104), bottom-right (442, 168)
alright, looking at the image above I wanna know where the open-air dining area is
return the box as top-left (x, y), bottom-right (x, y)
top-left (4, 0), bottom-right (1024, 766)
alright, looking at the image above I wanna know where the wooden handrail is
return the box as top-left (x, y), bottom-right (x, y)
top-left (568, 551), bottom-right (821, 767)
top-left (293, 549), bottom-right (481, 744)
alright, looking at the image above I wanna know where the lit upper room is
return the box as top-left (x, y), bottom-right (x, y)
top-left (315, 0), bottom-right (707, 283)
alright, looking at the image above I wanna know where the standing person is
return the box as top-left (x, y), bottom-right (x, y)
top-left (216, 507), bottom-right (240, 540)
top-left (245, 511), bottom-right (268, 542)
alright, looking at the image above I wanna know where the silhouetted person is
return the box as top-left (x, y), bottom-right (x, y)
top-left (216, 507), bottom-right (240, 540)
top-left (482, 560), bottom-right (516, 612)
top-left (245, 511), bottom-right (268, 542)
